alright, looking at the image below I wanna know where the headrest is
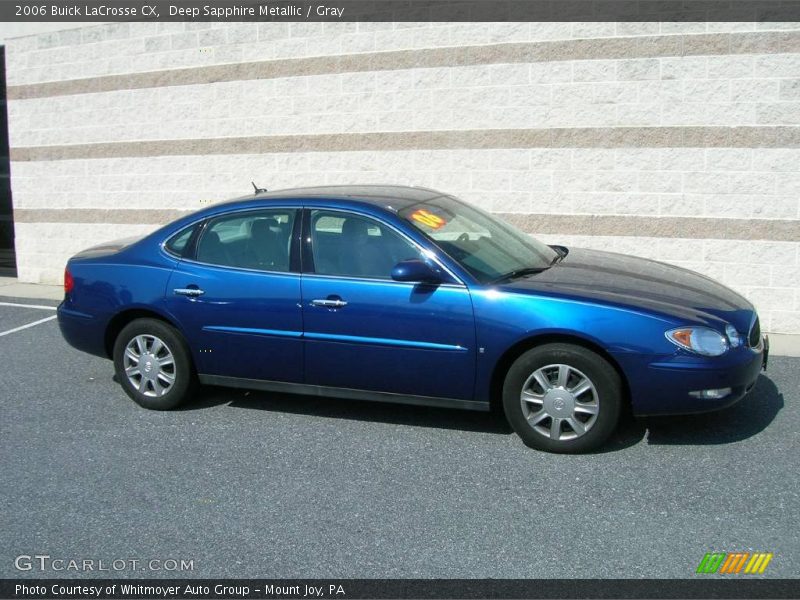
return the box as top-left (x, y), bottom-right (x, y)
top-left (341, 218), bottom-right (371, 238)
top-left (204, 230), bottom-right (222, 245)
top-left (251, 218), bottom-right (277, 237)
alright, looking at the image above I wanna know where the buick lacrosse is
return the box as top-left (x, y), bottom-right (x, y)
top-left (58, 186), bottom-right (768, 452)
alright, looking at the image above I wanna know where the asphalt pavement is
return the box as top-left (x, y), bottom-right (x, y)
top-left (0, 299), bottom-right (797, 579)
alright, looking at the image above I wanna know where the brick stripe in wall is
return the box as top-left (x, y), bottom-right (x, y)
top-left (10, 126), bottom-right (800, 162)
top-left (13, 209), bottom-right (189, 225)
top-left (7, 30), bottom-right (800, 100)
top-left (12, 209), bottom-right (799, 242)
top-left (501, 214), bottom-right (799, 242)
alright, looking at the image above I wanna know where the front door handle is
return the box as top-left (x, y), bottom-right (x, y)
top-left (174, 288), bottom-right (205, 297)
top-left (311, 298), bottom-right (347, 308)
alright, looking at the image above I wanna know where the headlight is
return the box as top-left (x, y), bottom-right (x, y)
top-left (666, 327), bottom-right (729, 356)
top-left (725, 323), bottom-right (741, 348)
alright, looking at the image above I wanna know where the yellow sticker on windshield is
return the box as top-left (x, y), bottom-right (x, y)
top-left (410, 209), bottom-right (447, 230)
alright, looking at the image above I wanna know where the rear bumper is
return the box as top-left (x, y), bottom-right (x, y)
top-left (617, 341), bottom-right (766, 417)
top-left (57, 302), bottom-right (108, 358)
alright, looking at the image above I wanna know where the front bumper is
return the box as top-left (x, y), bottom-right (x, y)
top-left (617, 338), bottom-right (767, 417)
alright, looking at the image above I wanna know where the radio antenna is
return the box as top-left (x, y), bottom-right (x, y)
top-left (251, 181), bottom-right (268, 194)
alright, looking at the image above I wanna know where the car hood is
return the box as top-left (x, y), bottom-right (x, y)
top-left (502, 247), bottom-right (755, 331)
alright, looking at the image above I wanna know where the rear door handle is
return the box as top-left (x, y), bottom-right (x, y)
top-left (311, 298), bottom-right (347, 308)
top-left (174, 288), bottom-right (205, 297)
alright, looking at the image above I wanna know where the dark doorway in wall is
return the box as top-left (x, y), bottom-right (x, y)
top-left (0, 46), bottom-right (15, 276)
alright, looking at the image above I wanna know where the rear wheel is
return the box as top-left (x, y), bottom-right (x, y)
top-left (502, 343), bottom-right (622, 453)
top-left (113, 318), bottom-right (196, 410)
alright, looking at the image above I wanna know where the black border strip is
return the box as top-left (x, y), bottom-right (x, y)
top-left (4, 1), bottom-right (800, 22)
top-left (2, 578), bottom-right (799, 599)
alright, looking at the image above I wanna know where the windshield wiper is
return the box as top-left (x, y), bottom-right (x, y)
top-left (489, 266), bottom-right (550, 285)
top-left (550, 245), bottom-right (568, 266)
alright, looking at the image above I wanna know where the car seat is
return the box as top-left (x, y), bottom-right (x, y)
top-left (197, 230), bottom-right (232, 266)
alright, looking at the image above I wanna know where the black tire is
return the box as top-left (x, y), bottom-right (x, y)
top-left (113, 318), bottom-right (196, 410)
top-left (502, 343), bottom-right (622, 453)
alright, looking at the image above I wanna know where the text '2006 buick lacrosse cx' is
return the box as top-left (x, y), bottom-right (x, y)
top-left (58, 185), bottom-right (769, 453)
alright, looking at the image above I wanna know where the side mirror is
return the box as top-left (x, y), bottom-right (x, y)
top-left (391, 259), bottom-right (442, 284)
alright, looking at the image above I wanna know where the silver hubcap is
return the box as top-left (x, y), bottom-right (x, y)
top-left (520, 364), bottom-right (599, 441)
top-left (124, 334), bottom-right (176, 397)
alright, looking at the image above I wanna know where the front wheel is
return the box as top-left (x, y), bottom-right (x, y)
top-left (502, 343), bottom-right (622, 453)
top-left (113, 318), bottom-right (196, 410)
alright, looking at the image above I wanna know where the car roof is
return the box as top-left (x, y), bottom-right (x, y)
top-left (222, 185), bottom-right (451, 212)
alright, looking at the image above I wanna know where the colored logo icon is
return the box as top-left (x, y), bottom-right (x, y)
top-left (696, 552), bottom-right (773, 574)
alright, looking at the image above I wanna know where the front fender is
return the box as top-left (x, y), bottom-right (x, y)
top-left (471, 288), bottom-right (680, 403)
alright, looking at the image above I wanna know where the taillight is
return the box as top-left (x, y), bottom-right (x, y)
top-left (64, 268), bottom-right (74, 295)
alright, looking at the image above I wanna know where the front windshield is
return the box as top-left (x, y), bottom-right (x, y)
top-left (399, 195), bottom-right (559, 284)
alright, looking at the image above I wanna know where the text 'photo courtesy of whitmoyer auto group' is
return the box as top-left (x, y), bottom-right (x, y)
top-left (0, 1), bottom-right (798, 599)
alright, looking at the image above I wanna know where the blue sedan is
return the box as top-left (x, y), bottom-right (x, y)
top-left (58, 186), bottom-right (768, 452)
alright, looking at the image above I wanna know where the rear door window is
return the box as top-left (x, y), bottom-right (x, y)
top-left (195, 209), bottom-right (297, 272)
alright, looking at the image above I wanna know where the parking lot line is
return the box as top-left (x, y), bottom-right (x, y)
top-left (0, 315), bottom-right (57, 337)
top-left (0, 301), bottom-right (57, 311)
